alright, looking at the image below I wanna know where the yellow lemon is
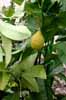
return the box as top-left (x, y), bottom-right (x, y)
top-left (31, 31), bottom-right (44, 50)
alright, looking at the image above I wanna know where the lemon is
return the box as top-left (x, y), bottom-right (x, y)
top-left (31, 31), bottom-right (44, 50)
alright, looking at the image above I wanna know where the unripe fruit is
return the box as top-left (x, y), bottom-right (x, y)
top-left (31, 31), bottom-right (44, 50)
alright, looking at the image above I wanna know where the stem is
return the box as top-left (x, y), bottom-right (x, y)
top-left (38, 50), bottom-right (41, 64)
top-left (19, 80), bottom-right (24, 100)
top-left (34, 50), bottom-right (41, 65)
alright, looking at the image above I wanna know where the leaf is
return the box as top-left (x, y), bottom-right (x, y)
top-left (42, 0), bottom-right (51, 12)
top-left (55, 42), bottom-right (66, 64)
top-left (48, 1), bottom-right (61, 14)
top-left (61, 96), bottom-right (66, 100)
top-left (51, 0), bottom-right (60, 4)
top-left (25, 2), bottom-right (42, 32)
top-left (2, 35), bottom-right (12, 66)
top-left (61, 0), bottom-right (66, 11)
top-left (0, 62), bottom-right (10, 90)
top-left (29, 65), bottom-right (47, 79)
top-left (3, 93), bottom-right (19, 100)
top-left (21, 53), bottom-right (37, 69)
top-left (11, 53), bottom-right (40, 92)
top-left (42, 14), bottom-right (59, 41)
top-left (0, 62), bottom-right (6, 71)
top-left (30, 80), bottom-right (48, 100)
top-left (0, 20), bottom-right (31, 41)
top-left (11, 53), bottom-right (37, 77)
top-left (46, 54), bottom-right (64, 76)
top-left (58, 11), bottom-right (66, 28)
top-left (49, 65), bottom-right (64, 76)
top-left (0, 47), bottom-right (3, 62)
top-left (13, 0), bottom-right (23, 5)
top-left (22, 73), bottom-right (39, 92)
top-left (49, 42), bottom-right (66, 75)
top-left (22, 46), bottom-right (34, 59)
top-left (0, 72), bottom-right (10, 90)
top-left (2, 5), bottom-right (15, 17)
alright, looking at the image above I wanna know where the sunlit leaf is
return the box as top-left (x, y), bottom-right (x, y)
top-left (2, 35), bottom-right (12, 66)
top-left (0, 47), bottom-right (3, 62)
top-left (0, 71), bottom-right (10, 90)
top-left (22, 73), bottom-right (39, 92)
top-left (12, 53), bottom-right (37, 75)
top-left (0, 20), bottom-right (31, 41)
top-left (28, 65), bottom-right (47, 79)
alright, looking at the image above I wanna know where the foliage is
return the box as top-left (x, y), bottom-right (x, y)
top-left (0, 0), bottom-right (66, 100)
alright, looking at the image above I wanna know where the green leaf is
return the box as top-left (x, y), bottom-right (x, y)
top-left (42, 0), bottom-right (51, 13)
top-left (0, 71), bottom-right (10, 90)
top-left (2, 35), bottom-right (12, 66)
top-left (29, 65), bottom-right (46, 79)
top-left (22, 73), bottom-right (39, 92)
top-left (11, 53), bottom-right (37, 78)
top-left (22, 46), bottom-right (34, 59)
top-left (21, 53), bottom-right (37, 69)
top-left (0, 20), bottom-right (31, 41)
top-left (61, 97), bottom-right (66, 100)
top-left (48, 1), bottom-right (61, 14)
top-left (49, 65), bottom-right (64, 76)
top-left (31, 80), bottom-right (48, 100)
top-left (25, 2), bottom-right (42, 32)
top-left (45, 53), bottom-right (64, 76)
top-left (2, 6), bottom-right (15, 17)
top-left (42, 15), bottom-right (59, 41)
top-left (55, 42), bottom-right (66, 64)
top-left (13, 0), bottom-right (23, 5)
top-left (61, 0), bottom-right (66, 11)
top-left (58, 11), bottom-right (66, 28)
top-left (0, 62), bottom-right (6, 70)
top-left (51, 0), bottom-right (60, 4)
top-left (0, 47), bottom-right (3, 62)
top-left (3, 93), bottom-right (19, 100)
top-left (11, 53), bottom-right (40, 92)
top-left (0, 62), bottom-right (10, 90)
